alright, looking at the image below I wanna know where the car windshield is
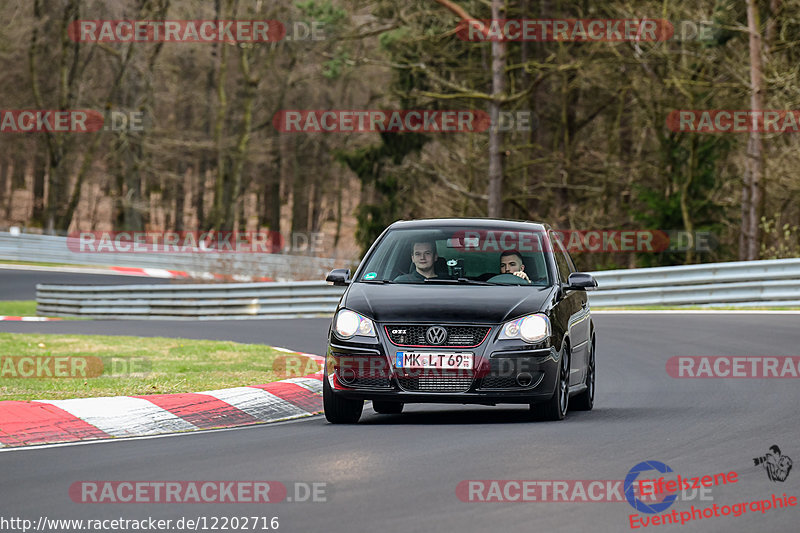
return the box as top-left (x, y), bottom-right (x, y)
top-left (357, 225), bottom-right (552, 286)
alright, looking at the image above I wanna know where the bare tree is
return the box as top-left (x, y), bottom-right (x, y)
top-left (433, 0), bottom-right (506, 216)
top-left (744, 0), bottom-right (764, 260)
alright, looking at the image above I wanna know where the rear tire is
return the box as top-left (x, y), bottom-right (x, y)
top-left (572, 338), bottom-right (595, 411)
top-left (531, 346), bottom-right (570, 421)
top-left (372, 401), bottom-right (404, 414)
top-left (323, 375), bottom-right (363, 424)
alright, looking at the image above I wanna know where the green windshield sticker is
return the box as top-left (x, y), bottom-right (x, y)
top-left (364, 272), bottom-right (378, 280)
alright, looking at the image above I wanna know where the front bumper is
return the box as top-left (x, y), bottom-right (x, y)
top-left (326, 325), bottom-right (561, 405)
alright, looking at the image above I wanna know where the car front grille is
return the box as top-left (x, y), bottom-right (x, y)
top-left (331, 352), bottom-right (392, 389)
top-left (397, 374), bottom-right (474, 392)
top-left (480, 376), bottom-right (521, 389)
top-left (385, 325), bottom-right (491, 347)
top-left (349, 376), bottom-right (392, 388)
top-left (479, 357), bottom-right (544, 389)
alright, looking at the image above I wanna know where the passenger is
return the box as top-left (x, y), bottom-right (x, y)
top-left (499, 249), bottom-right (531, 283)
top-left (394, 241), bottom-right (439, 282)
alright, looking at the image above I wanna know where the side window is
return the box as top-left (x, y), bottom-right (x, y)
top-left (562, 246), bottom-right (577, 275)
top-left (550, 233), bottom-right (572, 283)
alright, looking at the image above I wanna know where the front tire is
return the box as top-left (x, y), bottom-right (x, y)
top-left (531, 346), bottom-right (570, 421)
top-left (372, 401), bottom-right (404, 414)
top-left (323, 375), bottom-right (363, 424)
top-left (572, 338), bottom-right (595, 411)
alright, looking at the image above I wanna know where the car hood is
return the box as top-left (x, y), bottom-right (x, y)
top-left (343, 282), bottom-right (556, 324)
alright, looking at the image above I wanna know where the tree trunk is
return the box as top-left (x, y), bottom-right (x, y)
top-left (487, 0), bottom-right (506, 217)
top-left (31, 148), bottom-right (46, 226)
top-left (0, 158), bottom-right (9, 219)
top-left (291, 137), bottom-right (309, 237)
top-left (739, 167), bottom-right (751, 260)
top-left (766, 0), bottom-right (781, 47)
top-left (260, 159), bottom-right (281, 234)
top-left (224, 43), bottom-right (258, 231)
top-left (211, 0), bottom-right (231, 232)
top-left (195, 160), bottom-right (207, 229)
top-left (745, 0), bottom-right (764, 260)
top-left (333, 169), bottom-right (342, 248)
top-left (175, 162), bottom-right (186, 232)
top-left (680, 137), bottom-right (697, 264)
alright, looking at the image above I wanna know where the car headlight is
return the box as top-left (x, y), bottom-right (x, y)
top-left (499, 314), bottom-right (550, 343)
top-left (334, 309), bottom-right (376, 339)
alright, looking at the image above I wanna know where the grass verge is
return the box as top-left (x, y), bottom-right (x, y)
top-left (0, 333), bottom-right (319, 401)
top-left (0, 259), bottom-right (106, 268)
top-left (0, 300), bottom-right (39, 316)
top-left (0, 300), bottom-right (86, 319)
top-left (0, 300), bottom-right (89, 320)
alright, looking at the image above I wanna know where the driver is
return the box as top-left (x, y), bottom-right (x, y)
top-left (394, 241), bottom-right (439, 282)
top-left (499, 250), bottom-right (531, 283)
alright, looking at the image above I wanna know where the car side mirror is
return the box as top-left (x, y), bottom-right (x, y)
top-left (565, 272), bottom-right (598, 291)
top-left (326, 268), bottom-right (351, 286)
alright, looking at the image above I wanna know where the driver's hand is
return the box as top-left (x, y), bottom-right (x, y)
top-left (513, 271), bottom-right (530, 281)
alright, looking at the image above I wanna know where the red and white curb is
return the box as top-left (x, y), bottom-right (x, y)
top-left (109, 266), bottom-right (274, 282)
top-left (108, 266), bottom-right (191, 279)
top-left (0, 352), bottom-right (324, 448)
top-left (0, 316), bottom-right (62, 321)
top-left (0, 263), bottom-right (272, 282)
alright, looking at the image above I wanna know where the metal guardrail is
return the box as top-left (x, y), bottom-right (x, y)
top-left (0, 231), bottom-right (344, 281)
top-left (37, 281), bottom-right (346, 319)
top-left (588, 258), bottom-right (800, 307)
top-left (34, 258), bottom-right (800, 319)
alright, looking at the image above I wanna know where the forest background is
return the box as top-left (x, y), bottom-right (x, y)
top-left (1, 0), bottom-right (799, 271)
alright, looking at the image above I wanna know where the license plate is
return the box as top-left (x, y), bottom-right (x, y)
top-left (395, 352), bottom-right (473, 369)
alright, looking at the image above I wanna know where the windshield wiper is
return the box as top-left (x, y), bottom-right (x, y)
top-left (359, 279), bottom-right (395, 284)
top-left (457, 277), bottom-right (493, 285)
top-left (423, 277), bottom-right (492, 285)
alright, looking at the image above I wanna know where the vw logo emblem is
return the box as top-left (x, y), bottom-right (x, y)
top-left (426, 326), bottom-right (448, 345)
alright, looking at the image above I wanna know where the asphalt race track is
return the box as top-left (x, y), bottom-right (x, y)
top-left (2, 310), bottom-right (799, 533)
top-left (0, 269), bottom-right (172, 301)
top-left (0, 317), bottom-right (331, 355)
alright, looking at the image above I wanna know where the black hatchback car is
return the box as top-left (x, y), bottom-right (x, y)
top-left (323, 219), bottom-right (597, 423)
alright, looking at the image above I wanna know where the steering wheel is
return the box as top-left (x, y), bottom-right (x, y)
top-left (486, 273), bottom-right (531, 285)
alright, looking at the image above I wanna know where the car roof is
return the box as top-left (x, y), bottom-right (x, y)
top-left (387, 218), bottom-right (550, 232)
